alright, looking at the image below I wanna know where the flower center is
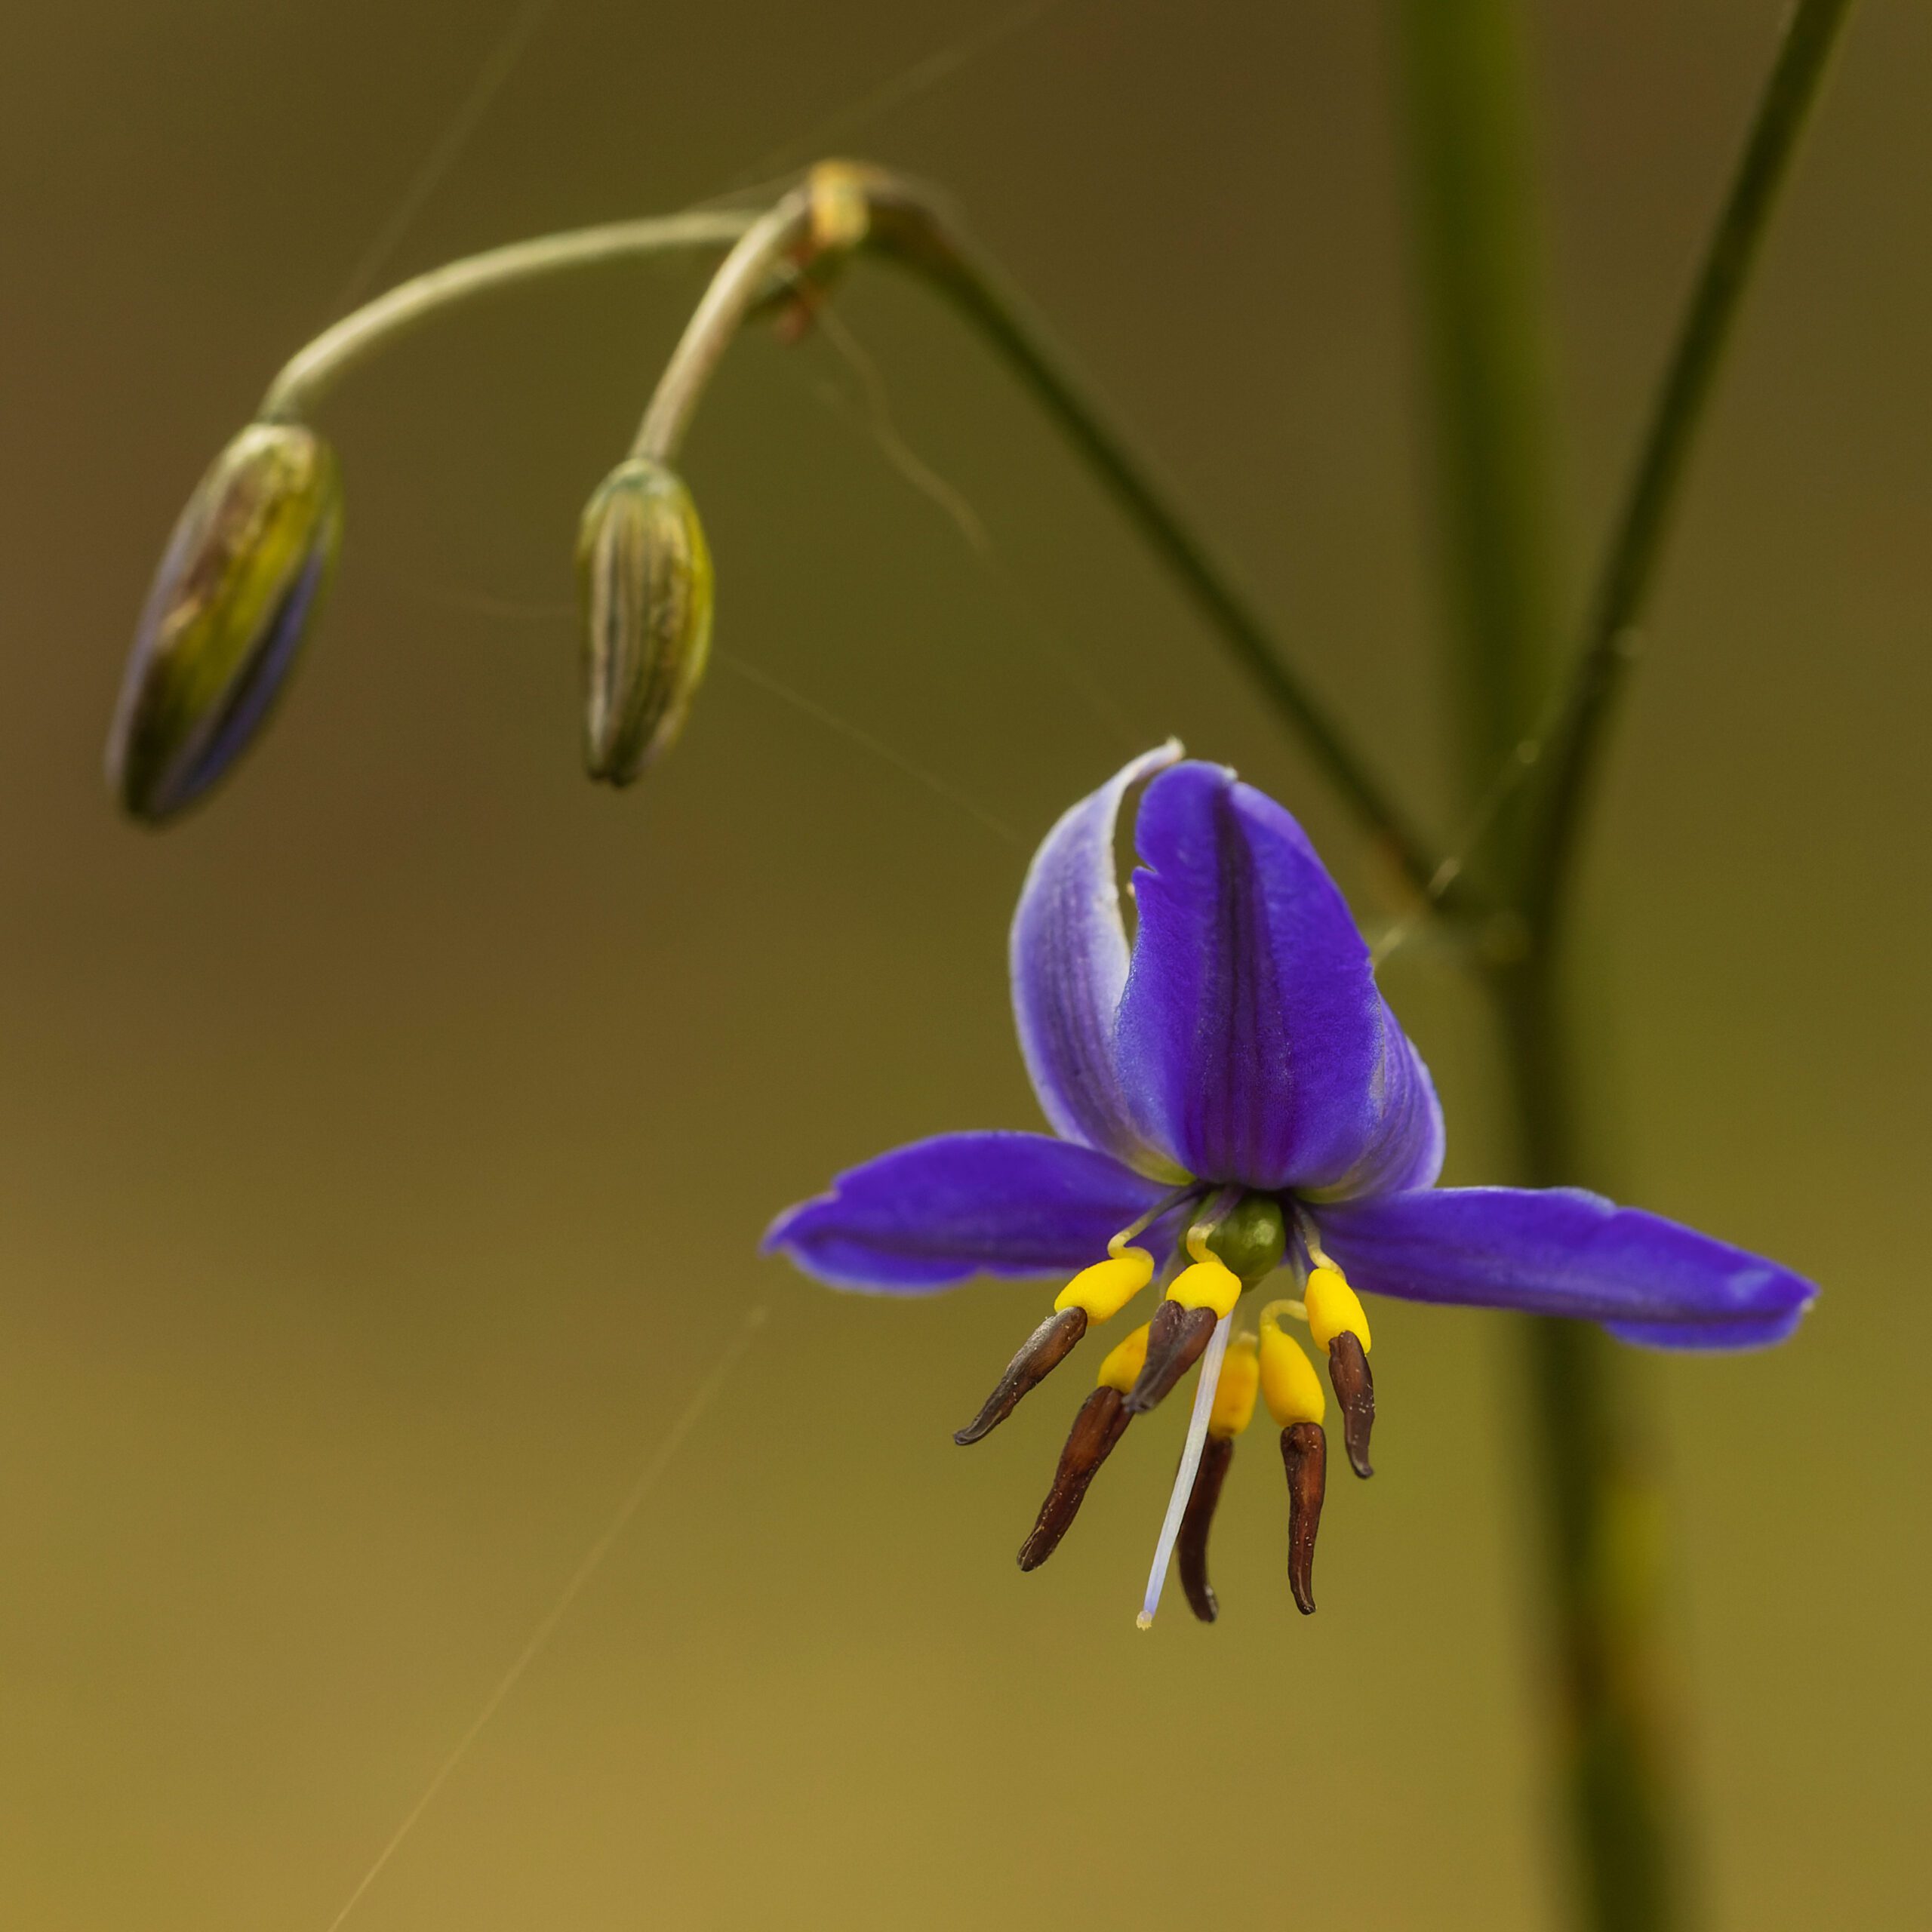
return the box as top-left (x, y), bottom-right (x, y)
top-left (952, 1188), bottom-right (1379, 1625)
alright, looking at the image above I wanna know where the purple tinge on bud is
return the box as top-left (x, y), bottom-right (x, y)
top-left (578, 457), bottom-right (713, 785)
top-left (1017, 1385), bottom-right (1132, 1571)
top-left (1123, 1299), bottom-right (1216, 1414)
top-left (1177, 1432), bottom-right (1235, 1623)
top-left (1280, 1421), bottom-right (1326, 1614)
top-left (1327, 1332), bottom-right (1376, 1478)
top-left (955, 1306), bottom-right (1088, 1445)
top-left (107, 422), bottom-right (342, 823)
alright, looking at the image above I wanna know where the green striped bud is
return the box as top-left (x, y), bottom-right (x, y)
top-left (107, 422), bottom-right (342, 823)
top-left (577, 458), bottom-right (713, 786)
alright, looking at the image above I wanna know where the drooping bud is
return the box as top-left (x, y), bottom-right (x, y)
top-left (577, 457), bottom-right (713, 785)
top-left (107, 422), bottom-right (342, 823)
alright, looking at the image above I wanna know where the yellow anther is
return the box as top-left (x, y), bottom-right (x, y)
top-left (1304, 1266), bottom-right (1372, 1353)
top-left (1166, 1255), bottom-right (1242, 1318)
top-left (1054, 1247), bottom-right (1155, 1321)
top-left (1208, 1336), bottom-right (1260, 1439)
top-left (1097, 1323), bottom-right (1151, 1394)
top-left (1259, 1304), bottom-right (1326, 1427)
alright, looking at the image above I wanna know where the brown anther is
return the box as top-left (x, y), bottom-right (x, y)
top-left (1280, 1421), bottom-right (1327, 1614)
top-left (1177, 1434), bottom-right (1235, 1623)
top-left (954, 1306), bottom-right (1088, 1445)
top-left (1327, 1331), bottom-right (1376, 1478)
top-left (1123, 1300), bottom-right (1216, 1414)
top-left (1017, 1386), bottom-right (1131, 1571)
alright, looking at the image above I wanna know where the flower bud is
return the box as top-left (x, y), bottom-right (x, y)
top-left (577, 458), bottom-right (713, 785)
top-left (107, 422), bottom-right (342, 823)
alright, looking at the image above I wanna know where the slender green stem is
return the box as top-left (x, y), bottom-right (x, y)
top-left (1394, 4), bottom-right (1857, 1929)
top-left (1522, 0), bottom-right (1855, 933)
top-left (630, 162), bottom-right (1453, 905)
top-left (633, 192), bottom-right (814, 461)
top-left (1493, 953), bottom-right (1687, 1932)
top-left (1506, 17), bottom-right (1852, 1906)
top-left (1390, 4), bottom-right (1682, 1928)
top-left (258, 211), bottom-right (757, 423)
top-left (1390, 0), bottom-right (1561, 823)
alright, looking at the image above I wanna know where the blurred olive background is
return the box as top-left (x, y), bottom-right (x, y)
top-left (1, 2), bottom-right (1927, 1927)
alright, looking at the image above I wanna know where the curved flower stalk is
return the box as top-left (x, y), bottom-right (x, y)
top-left (768, 749), bottom-right (1814, 1623)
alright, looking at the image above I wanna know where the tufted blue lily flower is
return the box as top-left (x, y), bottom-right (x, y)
top-left (767, 744), bottom-right (1816, 1625)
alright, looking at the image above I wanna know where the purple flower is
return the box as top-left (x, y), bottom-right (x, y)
top-left (767, 746), bottom-right (1815, 1623)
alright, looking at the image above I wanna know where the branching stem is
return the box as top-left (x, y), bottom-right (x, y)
top-left (1521, 0), bottom-right (1856, 934)
top-left (629, 163), bottom-right (1452, 903)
